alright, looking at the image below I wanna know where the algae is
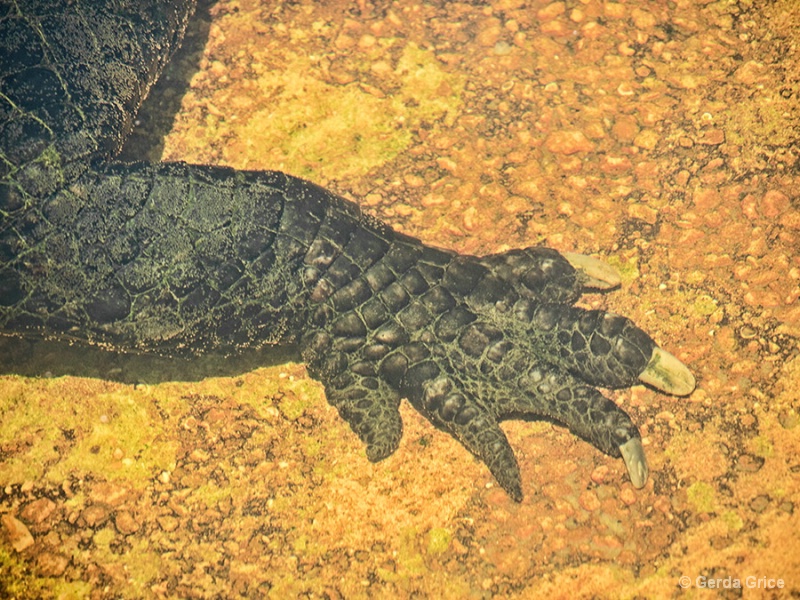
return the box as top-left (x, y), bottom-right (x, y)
top-left (686, 481), bottom-right (717, 514)
top-left (426, 526), bottom-right (452, 555)
top-left (224, 42), bottom-right (464, 181)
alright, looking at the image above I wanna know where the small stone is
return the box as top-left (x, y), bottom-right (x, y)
top-left (591, 465), bottom-right (609, 484)
top-left (209, 60), bottom-right (227, 79)
top-left (90, 482), bottom-right (130, 506)
top-left (537, 2), bottom-right (566, 21)
top-left (20, 498), bottom-right (56, 524)
top-left (463, 206), bottom-right (478, 231)
top-left (493, 41), bottom-right (513, 56)
top-left (628, 203), bottom-right (658, 224)
top-left (190, 448), bottom-right (211, 462)
top-left (334, 33), bottom-right (355, 50)
top-left (693, 188), bottom-right (722, 210)
top-left (357, 34), bottom-right (376, 49)
top-left (618, 41), bottom-right (635, 56)
top-left (35, 552), bottom-right (69, 577)
top-left (634, 129), bottom-right (659, 150)
top-left (736, 454), bottom-right (764, 473)
top-left (653, 495), bottom-right (672, 515)
top-left (612, 116), bottom-right (640, 142)
top-left (698, 129), bottom-right (725, 145)
top-left (601, 155), bottom-right (632, 173)
top-left (592, 533), bottom-right (623, 550)
top-left (761, 190), bottom-right (789, 218)
top-left (1, 515), bottom-right (35, 552)
top-left (541, 20), bottom-right (571, 37)
top-left (545, 130), bottom-right (595, 154)
top-left (158, 515), bottom-right (179, 532)
top-left (81, 504), bottom-right (110, 528)
top-left (617, 82), bottom-right (636, 96)
top-left (734, 60), bottom-right (768, 85)
top-left (579, 490), bottom-right (601, 511)
top-left (749, 495), bottom-right (770, 513)
top-left (604, 3), bottom-right (626, 18)
top-left (619, 487), bottom-right (637, 506)
top-left (569, 8), bottom-right (585, 22)
top-left (206, 408), bottom-right (227, 422)
top-left (477, 20), bottom-right (502, 47)
top-left (114, 510), bottom-right (141, 535)
top-left (631, 8), bottom-right (657, 29)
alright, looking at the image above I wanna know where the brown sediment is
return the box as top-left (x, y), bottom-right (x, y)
top-left (2, 0), bottom-right (799, 597)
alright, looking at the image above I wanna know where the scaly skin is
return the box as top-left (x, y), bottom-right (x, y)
top-left (0, 0), bottom-right (695, 500)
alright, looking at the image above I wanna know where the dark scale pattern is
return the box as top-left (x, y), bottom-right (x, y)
top-left (0, 0), bottom-right (694, 500)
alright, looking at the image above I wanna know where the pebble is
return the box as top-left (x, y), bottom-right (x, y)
top-left (619, 487), bottom-right (637, 506)
top-left (81, 505), bottom-right (110, 528)
top-left (590, 465), bottom-right (609, 484)
top-left (693, 187), bottom-right (722, 210)
top-left (90, 482), bottom-right (130, 506)
top-left (36, 552), bottom-right (69, 577)
top-left (761, 190), bottom-right (789, 218)
top-left (604, 3), bottom-right (626, 18)
top-left (627, 203), bottom-right (658, 224)
top-left (612, 116), bottom-right (639, 142)
top-left (477, 19), bottom-right (502, 47)
top-left (158, 515), bottom-right (180, 532)
top-left (579, 490), bottom-right (601, 511)
top-left (541, 20), bottom-right (571, 37)
top-left (493, 41), bottom-right (513, 56)
top-left (734, 60), bottom-right (768, 85)
top-left (631, 8), bottom-right (657, 29)
top-left (537, 2), bottom-right (565, 21)
top-left (633, 129), bottom-right (659, 150)
top-left (601, 155), bottom-right (632, 173)
top-left (20, 498), bottom-right (56, 524)
top-left (569, 8), bottom-right (585, 23)
top-left (115, 510), bottom-right (141, 535)
top-left (698, 129), bottom-right (725, 145)
top-left (1, 514), bottom-right (35, 552)
top-left (544, 130), bottom-right (595, 154)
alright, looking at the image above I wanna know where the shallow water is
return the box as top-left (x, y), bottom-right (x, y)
top-left (2, 0), bottom-right (799, 597)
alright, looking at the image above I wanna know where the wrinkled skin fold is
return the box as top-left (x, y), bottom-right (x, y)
top-left (0, 0), bottom-right (695, 500)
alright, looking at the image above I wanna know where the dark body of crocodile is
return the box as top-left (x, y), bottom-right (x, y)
top-left (0, 0), bottom-right (694, 500)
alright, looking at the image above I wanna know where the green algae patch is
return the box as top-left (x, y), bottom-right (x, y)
top-left (117, 538), bottom-right (167, 597)
top-left (725, 89), bottom-right (798, 149)
top-left (395, 42), bottom-right (463, 128)
top-left (687, 481), bottom-right (717, 514)
top-left (92, 526), bottom-right (117, 550)
top-left (748, 435), bottom-right (774, 459)
top-left (692, 293), bottom-right (718, 317)
top-left (606, 255), bottom-right (640, 284)
top-left (721, 510), bottom-right (744, 532)
top-left (224, 43), bottom-right (464, 181)
top-left (426, 527), bottom-right (452, 555)
top-left (192, 481), bottom-right (233, 510)
top-left (278, 391), bottom-right (313, 422)
top-left (0, 375), bottom-right (179, 490)
top-left (0, 545), bottom-right (51, 600)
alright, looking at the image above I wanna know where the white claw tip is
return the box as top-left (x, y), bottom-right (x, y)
top-left (619, 437), bottom-right (649, 489)
top-left (562, 252), bottom-right (621, 290)
top-left (639, 346), bottom-right (696, 396)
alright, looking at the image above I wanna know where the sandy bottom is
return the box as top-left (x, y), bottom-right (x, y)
top-left (2, 0), bottom-right (799, 598)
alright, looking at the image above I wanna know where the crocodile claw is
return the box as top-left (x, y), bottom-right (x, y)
top-left (639, 346), bottom-right (696, 397)
top-left (619, 437), bottom-right (649, 489)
